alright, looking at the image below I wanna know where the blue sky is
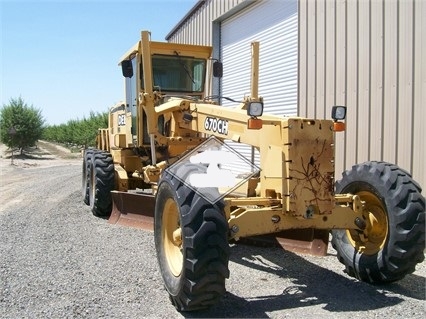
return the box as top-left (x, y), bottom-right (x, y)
top-left (1, 0), bottom-right (197, 125)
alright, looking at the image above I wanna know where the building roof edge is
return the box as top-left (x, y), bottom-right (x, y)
top-left (165, 0), bottom-right (206, 41)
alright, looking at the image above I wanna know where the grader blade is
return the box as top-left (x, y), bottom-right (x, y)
top-left (109, 190), bottom-right (328, 255)
top-left (109, 191), bottom-right (155, 230)
top-left (242, 229), bottom-right (329, 256)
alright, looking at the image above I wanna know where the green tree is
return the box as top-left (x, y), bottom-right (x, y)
top-left (0, 97), bottom-right (45, 154)
top-left (42, 111), bottom-right (108, 147)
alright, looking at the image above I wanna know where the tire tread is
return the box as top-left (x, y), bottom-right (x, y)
top-left (332, 161), bottom-right (425, 283)
top-left (155, 169), bottom-right (229, 311)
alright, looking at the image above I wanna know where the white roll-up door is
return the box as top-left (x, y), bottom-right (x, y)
top-left (219, 0), bottom-right (298, 174)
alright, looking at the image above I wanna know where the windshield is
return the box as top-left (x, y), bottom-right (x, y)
top-left (151, 54), bottom-right (206, 93)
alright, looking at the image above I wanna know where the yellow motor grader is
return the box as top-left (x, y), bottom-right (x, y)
top-left (82, 31), bottom-right (425, 311)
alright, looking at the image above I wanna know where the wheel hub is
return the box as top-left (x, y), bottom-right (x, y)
top-left (347, 191), bottom-right (388, 255)
top-left (162, 199), bottom-right (183, 277)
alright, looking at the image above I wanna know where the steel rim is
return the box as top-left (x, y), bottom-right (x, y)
top-left (346, 191), bottom-right (388, 255)
top-left (162, 198), bottom-right (183, 277)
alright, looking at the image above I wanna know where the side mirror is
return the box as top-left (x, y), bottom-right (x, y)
top-left (121, 60), bottom-right (133, 78)
top-left (213, 61), bottom-right (223, 78)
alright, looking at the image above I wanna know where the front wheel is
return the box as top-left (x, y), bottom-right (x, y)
top-left (332, 161), bottom-right (425, 283)
top-left (154, 167), bottom-right (230, 311)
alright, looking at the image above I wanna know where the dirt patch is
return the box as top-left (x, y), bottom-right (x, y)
top-left (0, 140), bottom-right (81, 213)
top-left (0, 141), bottom-right (81, 171)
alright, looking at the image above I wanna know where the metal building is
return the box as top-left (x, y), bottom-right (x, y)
top-left (166, 0), bottom-right (425, 188)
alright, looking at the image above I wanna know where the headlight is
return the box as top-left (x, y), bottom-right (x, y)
top-left (247, 102), bottom-right (263, 117)
top-left (331, 106), bottom-right (347, 121)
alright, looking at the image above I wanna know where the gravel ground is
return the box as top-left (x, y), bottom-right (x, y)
top-left (0, 142), bottom-right (425, 318)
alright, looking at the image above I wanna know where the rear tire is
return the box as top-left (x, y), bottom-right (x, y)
top-left (332, 161), bottom-right (425, 283)
top-left (82, 148), bottom-right (94, 205)
top-left (89, 151), bottom-right (115, 218)
top-left (154, 165), bottom-right (230, 311)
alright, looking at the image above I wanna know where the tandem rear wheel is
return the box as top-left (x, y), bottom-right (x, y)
top-left (81, 148), bottom-right (94, 205)
top-left (81, 149), bottom-right (114, 218)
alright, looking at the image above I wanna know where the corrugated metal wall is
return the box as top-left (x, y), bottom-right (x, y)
top-left (166, 0), bottom-right (247, 45)
top-left (298, 0), bottom-right (425, 187)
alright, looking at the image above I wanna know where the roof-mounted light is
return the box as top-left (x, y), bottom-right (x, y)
top-left (331, 106), bottom-right (347, 121)
top-left (247, 101), bottom-right (263, 117)
top-left (331, 106), bottom-right (346, 132)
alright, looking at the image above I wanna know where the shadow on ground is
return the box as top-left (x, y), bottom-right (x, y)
top-left (1, 142), bottom-right (80, 161)
top-left (2, 146), bottom-right (54, 160)
top-left (184, 243), bottom-right (424, 318)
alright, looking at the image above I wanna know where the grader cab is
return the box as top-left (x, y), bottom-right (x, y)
top-left (82, 31), bottom-right (425, 311)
